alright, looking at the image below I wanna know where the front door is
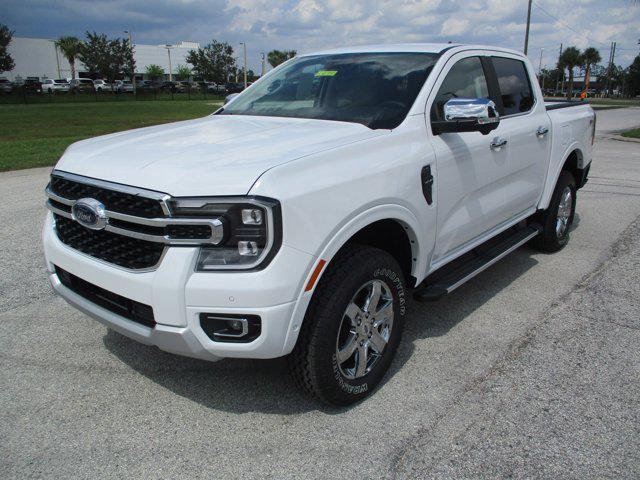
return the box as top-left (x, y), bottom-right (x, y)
top-left (427, 54), bottom-right (512, 262)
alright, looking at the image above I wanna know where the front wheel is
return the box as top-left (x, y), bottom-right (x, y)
top-left (288, 245), bottom-right (407, 405)
top-left (531, 170), bottom-right (576, 252)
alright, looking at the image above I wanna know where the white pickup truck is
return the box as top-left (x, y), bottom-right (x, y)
top-left (43, 44), bottom-right (595, 405)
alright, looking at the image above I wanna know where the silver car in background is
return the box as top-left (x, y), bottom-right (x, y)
top-left (42, 79), bottom-right (70, 93)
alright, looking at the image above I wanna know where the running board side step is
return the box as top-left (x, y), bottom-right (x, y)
top-left (413, 226), bottom-right (540, 302)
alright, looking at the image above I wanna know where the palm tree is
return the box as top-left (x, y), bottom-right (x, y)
top-left (55, 36), bottom-right (81, 80)
top-left (581, 47), bottom-right (601, 97)
top-left (558, 46), bottom-right (581, 99)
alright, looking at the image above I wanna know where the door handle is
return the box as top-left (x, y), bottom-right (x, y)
top-left (490, 137), bottom-right (508, 151)
top-left (536, 126), bottom-right (549, 137)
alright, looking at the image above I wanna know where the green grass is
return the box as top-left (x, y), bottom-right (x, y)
top-left (0, 100), bottom-right (222, 172)
top-left (621, 128), bottom-right (640, 139)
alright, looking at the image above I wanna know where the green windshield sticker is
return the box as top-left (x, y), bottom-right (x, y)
top-left (315, 70), bottom-right (338, 77)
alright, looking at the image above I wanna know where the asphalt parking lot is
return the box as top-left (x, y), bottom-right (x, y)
top-left (1, 108), bottom-right (639, 479)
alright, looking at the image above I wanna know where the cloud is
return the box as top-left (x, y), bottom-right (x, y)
top-left (3, 0), bottom-right (640, 71)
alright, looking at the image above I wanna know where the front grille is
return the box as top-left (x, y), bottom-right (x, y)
top-left (56, 266), bottom-right (156, 328)
top-left (50, 175), bottom-right (165, 218)
top-left (54, 214), bottom-right (164, 270)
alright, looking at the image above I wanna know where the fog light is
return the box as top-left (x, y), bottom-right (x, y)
top-left (238, 241), bottom-right (259, 256)
top-left (229, 319), bottom-right (244, 331)
top-left (241, 208), bottom-right (263, 225)
top-left (199, 313), bottom-right (261, 343)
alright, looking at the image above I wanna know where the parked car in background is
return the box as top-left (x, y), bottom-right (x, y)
top-left (201, 82), bottom-right (226, 93)
top-left (0, 77), bottom-right (13, 93)
top-left (136, 80), bottom-right (158, 92)
top-left (42, 79), bottom-right (70, 93)
top-left (69, 78), bottom-right (95, 93)
top-left (160, 81), bottom-right (178, 93)
top-left (177, 81), bottom-right (199, 92)
top-left (22, 78), bottom-right (43, 94)
top-left (225, 82), bottom-right (244, 93)
top-left (93, 79), bottom-right (114, 92)
top-left (115, 80), bottom-right (134, 93)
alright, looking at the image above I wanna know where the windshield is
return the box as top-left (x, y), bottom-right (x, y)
top-left (221, 52), bottom-right (439, 129)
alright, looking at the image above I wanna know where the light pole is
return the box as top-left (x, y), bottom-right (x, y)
top-left (124, 30), bottom-right (136, 94)
top-left (52, 41), bottom-right (61, 78)
top-left (164, 44), bottom-right (175, 81)
top-left (524, 0), bottom-right (533, 55)
top-left (261, 52), bottom-right (266, 77)
top-left (240, 42), bottom-right (247, 88)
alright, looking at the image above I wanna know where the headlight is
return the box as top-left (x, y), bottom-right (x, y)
top-left (168, 196), bottom-right (281, 271)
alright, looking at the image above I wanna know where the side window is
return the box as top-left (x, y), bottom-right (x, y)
top-left (431, 57), bottom-right (489, 121)
top-left (492, 57), bottom-right (534, 115)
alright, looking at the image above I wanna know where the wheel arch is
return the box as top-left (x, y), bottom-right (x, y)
top-left (539, 145), bottom-right (586, 210)
top-left (281, 204), bottom-right (426, 355)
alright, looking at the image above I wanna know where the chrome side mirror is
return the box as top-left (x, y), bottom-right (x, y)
top-left (444, 98), bottom-right (499, 123)
top-left (433, 98), bottom-right (500, 135)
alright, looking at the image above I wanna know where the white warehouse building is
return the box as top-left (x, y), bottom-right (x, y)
top-left (4, 37), bottom-right (200, 81)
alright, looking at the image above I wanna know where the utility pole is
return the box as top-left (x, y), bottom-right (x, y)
top-left (261, 52), bottom-right (266, 77)
top-left (605, 41), bottom-right (616, 95)
top-left (124, 30), bottom-right (136, 95)
top-left (164, 45), bottom-right (174, 81)
top-left (610, 42), bottom-right (617, 95)
top-left (538, 47), bottom-right (544, 83)
top-left (556, 43), bottom-right (563, 94)
top-left (240, 42), bottom-right (247, 88)
top-left (524, 0), bottom-right (533, 55)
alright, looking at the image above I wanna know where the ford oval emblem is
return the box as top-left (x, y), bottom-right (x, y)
top-left (71, 198), bottom-right (107, 230)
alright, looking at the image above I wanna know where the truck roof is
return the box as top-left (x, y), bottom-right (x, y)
top-left (301, 43), bottom-right (526, 58)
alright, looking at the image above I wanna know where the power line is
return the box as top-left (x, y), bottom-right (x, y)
top-left (532, 1), bottom-right (589, 40)
top-left (531, 0), bottom-right (621, 49)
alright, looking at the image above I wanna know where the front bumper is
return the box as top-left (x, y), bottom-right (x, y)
top-left (43, 212), bottom-right (314, 361)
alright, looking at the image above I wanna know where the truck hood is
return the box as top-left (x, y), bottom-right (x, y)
top-left (56, 114), bottom-right (384, 196)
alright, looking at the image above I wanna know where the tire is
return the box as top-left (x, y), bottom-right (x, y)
top-left (288, 245), bottom-right (407, 406)
top-left (531, 170), bottom-right (577, 252)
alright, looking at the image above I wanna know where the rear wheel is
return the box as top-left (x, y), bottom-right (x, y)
top-left (531, 170), bottom-right (576, 252)
top-left (288, 245), bottom-right (407, 406)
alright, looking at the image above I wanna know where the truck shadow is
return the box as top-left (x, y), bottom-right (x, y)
top-left (103, 246), bottom-right (541, 415)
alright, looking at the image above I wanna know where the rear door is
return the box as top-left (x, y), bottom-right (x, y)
top-left (489, 55), bottom-right (551, 217)
top-left (427, 53), bottom-right (512, 262)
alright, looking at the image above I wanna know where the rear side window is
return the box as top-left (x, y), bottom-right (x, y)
top-left (492, 57), bottom-right (534, 115)
top-left (431, 57), bottom-right (489, 121)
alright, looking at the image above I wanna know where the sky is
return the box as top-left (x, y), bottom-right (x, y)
top-left (3, 0), bottom-right (640, 73)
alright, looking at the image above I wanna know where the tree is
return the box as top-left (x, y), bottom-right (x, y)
top-left (55, 36), bottom-right (81, 79)
top-left (267, 50), bottom-right (296, 68)
top-left (627, 56), bottom-right (640, 97)
top-left (538, 67), bottom-right (561, 91)
top-left (78, 32), bottom-right (135, 86)
top-left (580, 47), bottom-right (601, 95)
top-left (146, 64), bottom-right (164, 81)
top-left (558, 46), bottom-right (581, 99)
top-left (0, 24), bottom-right (15, 73)
top-left (186, 40), bottom-right (236, 83)
top-left (175, 64), bottom-right (191, 81)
